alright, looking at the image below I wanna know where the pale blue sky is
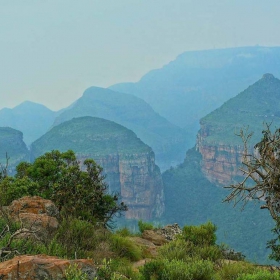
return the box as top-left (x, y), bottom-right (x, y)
top-left (1, 0), bottom-right (280, 110)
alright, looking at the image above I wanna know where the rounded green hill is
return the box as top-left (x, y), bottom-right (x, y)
top-left (200, 74), bottom-right (280, 145)
top-left (31, 116), bottom-right (151, 158)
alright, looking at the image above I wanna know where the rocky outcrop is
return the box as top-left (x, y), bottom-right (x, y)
top-left (141, 223), bottom-right (182, 246)
top-left (196, 74), bottom-right (280, 186)
top-left (5, 196), bottom-right (59, 241)
top-left (31, 117), bottom-right (165, 220)
top-left (0, 255), bottom-right (97, 280)
top-left (0, 127), bottom-right (29, 174)
top-left (79, 151), bottom-right (164, 220)
top-left (197, 126), bottom-right (245, 185)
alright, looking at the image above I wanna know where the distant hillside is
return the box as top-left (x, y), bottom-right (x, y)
top-left (197, 74), bottom-right (280, 185)
top-left (32, 116), bottom-right (151, 158)
top-left (0, 127), bottom-right (29, 172)
top-left (31, 117), bottom-right (164, 220)
top-left (162, 148), bottom-right (273, 264)
top-left (53, 86), bottom-right (188, 170)
top-left (110, 46), bottom-right (280, 145)
top-left (0, 101), bottom-right (57, 145)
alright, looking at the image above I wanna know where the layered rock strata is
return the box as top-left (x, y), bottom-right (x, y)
top-left (31, 117), bottom-right (164, 220)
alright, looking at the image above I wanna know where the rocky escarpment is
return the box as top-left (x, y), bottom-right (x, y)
top-left (31, 116), bottom-right (164, 220)
top-left (197, 74), bottom-right (280, 186)
top-left (197, 124), bottom-right (245, 185)
top-left (0, 127), bottom-right (29, 174)
top-left (78, 151), bottom-right (164, 220)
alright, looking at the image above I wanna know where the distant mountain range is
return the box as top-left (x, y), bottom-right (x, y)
top-left (110, 46), bottom-right (280, 144)
top-left (52, 86), bottom-right (188, 170)
top-left (0, 101), bottom-right (57, 146)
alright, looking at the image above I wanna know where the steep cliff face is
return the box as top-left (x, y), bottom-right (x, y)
top-left (79, 152), bottom-right (164, 220)
top-left (31, 117), bottom-right (164, 220)
top-left (197, 74), bottom-right (280, 185)
top-left (197, 124), bottom-right (244, 185)
top-left (0, 127), bottom-right (29, 173)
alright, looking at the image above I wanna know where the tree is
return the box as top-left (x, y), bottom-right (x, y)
top-left (0, 150), bottom-right (127, 227)
top-left (224, 125), bottom-right (280, 261)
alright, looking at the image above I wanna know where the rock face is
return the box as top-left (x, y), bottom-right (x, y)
top-left (6, 196), bottom-right (59, 241)
top-left (0, 255), bottom-right (97, 280)
top-left (197, 125), bottom-right (245, 185)
top-left (80, 152), bottom-right (164, 220)
top-left (197, 74), bottom-right (280, 186)
top-left (31, 117), bottom-right (164, 220)
top-left (0, 127), bottom-right (29, 174)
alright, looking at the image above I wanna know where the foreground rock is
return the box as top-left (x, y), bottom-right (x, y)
top-left (141, 223), bottom-right (182, 246)
top-left (0, 254), bottom-right (97, 280)
top-left (5, 196), bottom-right (59, 241)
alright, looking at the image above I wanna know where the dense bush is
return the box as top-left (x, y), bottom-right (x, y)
top-left (182, 221), bottom-right (217, 246)
top-left (141, 259), bottom-right (214, 280)
top-left (237, 270), bottom-right (280, 280)
top-left (0, 150), bottom-right (127, 227)
top-left (110, 234), bottom-right (142, 261)
top-left (138, 220), bottom-right (154, 233)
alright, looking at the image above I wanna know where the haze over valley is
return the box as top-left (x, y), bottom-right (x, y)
top-left (2, 2), bottom-right (280, 277)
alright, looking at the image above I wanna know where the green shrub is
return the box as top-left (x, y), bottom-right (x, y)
top-left (215, 262), bottom-right (257, 280)
top-left (96, 259), bottom-right (127, 280)
top-left (237, 270), bottom-right (280, 280)
top-left (138, 220), bottom-right (154, 233)
top-left (140, 259), bottom-right (214, 280)
top-left (110, 234), bottom-right (142, 261)
top-left (54, 218), bottom-right (111, 259)
top-left (182, 221), bottom-right (217, 246)
top-left (64, 263), bottom-right (89, 280)
top-left (115, 227), bottom-right (133, 237)
top-left (159, 237), bottom-right (221, 262)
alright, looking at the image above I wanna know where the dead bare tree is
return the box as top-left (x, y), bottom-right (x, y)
top-left (224, 125), bottom-right (280, 221)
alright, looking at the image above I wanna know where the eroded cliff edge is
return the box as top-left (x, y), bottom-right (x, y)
top-left (196, 74), bottom-right (280, 186)
top-left (31, 116), bottom-right (164, 220)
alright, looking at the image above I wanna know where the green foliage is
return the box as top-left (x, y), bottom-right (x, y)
top-left (54, 218), bottom-right (111, 259)
top-left (5, 150), bottom-right (127, 226)
top-left (110, 234), bottom-right (142, 261)
top-left (138, 220), bottom-right (154, 233)
top-left (236, 270), bottom-right (280, 280)
top-left (64, 264), bottom-right (89, 280)
top-left (160, 222), bottom-right (221, 262)
top-left (0, 176), bottom-right (39, 206)
top-left (115, 227), bottom-right (133, 237)
top-left (215, 262), bottom-right (257, 280)
top-left (140, 259), bottom-right (214, 280)
top-left (162, 148), bottom-right (273, 264)
top-left (96, 259), bottom-right (127, 280)
top-left (182, 221), bottom-right (217, 246)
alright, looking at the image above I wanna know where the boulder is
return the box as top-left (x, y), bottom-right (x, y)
top-left (154, 223), bottom-right (182, 241)
top-left (141, 230), bottom-right (168, 246)
top-left (128, 236), bottom-right (158, 257)
top-left (5, 196), bottom-right (59, 241)
top-left (141, 223), bottom-right (182, 246)
top-left (0, 254), bottom-right (97, 280)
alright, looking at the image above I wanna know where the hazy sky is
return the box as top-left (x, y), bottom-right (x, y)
top-left (1, 0), bottom-right (280, 111)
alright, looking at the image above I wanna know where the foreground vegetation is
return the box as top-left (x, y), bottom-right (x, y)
top-left (0, 149), bottom-right (280, 279)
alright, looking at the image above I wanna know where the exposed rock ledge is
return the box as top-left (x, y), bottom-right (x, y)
top-left (0, 254), bottom-right (97, 280)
